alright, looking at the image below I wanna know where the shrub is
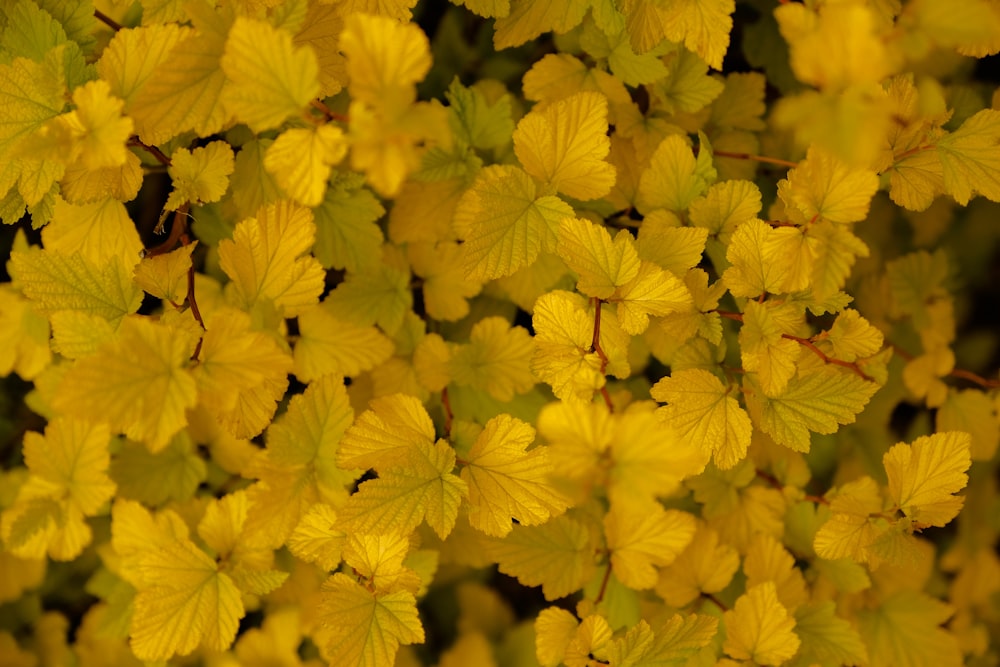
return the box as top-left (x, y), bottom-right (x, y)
top-left (1, 1), bottom-right (999, 666)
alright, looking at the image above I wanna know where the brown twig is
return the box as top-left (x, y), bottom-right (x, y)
top-left (890, 343), bottom-right (1000, 389)
top-left (590, 299), bottom-right (615, 412)
top-left (128, 136), bottom-right (171, 166)
top-left (714, 310), bottom-right (876, 382)
top-left (93, 9), bottom-right (123, 31)
top-left (310, 99), bottom-right (349, 123)
top-left (700, 592), bottom-right (729, 611)
top-left (712, 150), bottom-right (799, 169)
top-left (594, 561), bottom-right (613, 605)
top-left (441, 387), bottom-right (453, 438)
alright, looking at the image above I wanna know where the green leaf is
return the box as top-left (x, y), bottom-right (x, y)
top-left (558, 217), bottom-right (640, 299)
top-left (793, 601), bottom-right (868, 667)
top-left (337, 439), bottom-right (467, 540)
top-left (446, 78), bottom-right (515, 150)
top-left (487, 514), bottom-right (596, 600)
top-left (857, 590), bottom-right (961, 667)
top-left (454, 165), bottom-right (574, 280)
top-left (744, 367), bottom-right (880, 453)
top-left (312, 174), bottom-right (386, 272)
top-left (638, 134), bottom-right (716, 214)
top-left (9, 248), bottom-right (142, 322)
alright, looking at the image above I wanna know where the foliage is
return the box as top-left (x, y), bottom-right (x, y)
top-left (1, 0), bottom-right (1000, 666)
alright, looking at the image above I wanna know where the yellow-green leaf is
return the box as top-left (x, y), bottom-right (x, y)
top-left (220, 17), bottom-right (319, 133)
top-left (883, 432), bottom-right (971, 528)
top-left (513, 91), bottom-right (616, 201)
top-left (605, 502), bottom-right (696, 590)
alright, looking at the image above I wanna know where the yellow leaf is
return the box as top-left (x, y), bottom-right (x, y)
top-left (193, 307), bottom-right (292, 418)
top-left (936, 389), bottom-right (1000, 461)
top-left (493, 0), bottom-right (589, 50)
top-left (165, 141), bottom-right (234, 211)
top-left (827, 308), bottom-right (884, 362)
top-left (0, 285), bottom-right (52, 380)
top-left (218, 201), bottom-right (325, 316)
top-left (110, 432), bottom-right (206, 507)
top-left (53, 317), bottom-right (198, 452)
top-left (487, 514), bottom-right (596, 601)
top-left (883, 432), bottom-right (971, 528)
top-left (8, 247), bottom-right (142, 322)
top-left (342, 532), bottom-right (419, 595)
top-left (650, 368), bottom-right (752, 470)
top-left (813, 476), bottom-right (884, 563)
top-left (264, 124), bottom-right (347, 207)
top-left (607, 402), bottom-right (708, 509)
top-left (636, 211), bottom-right (709, 275)
top-left (133, 242), bottom-right (195, 303)
top-left (723, 582), bottom-right (800, 665)
top-left (338, 393), bottom-right (436, 470)
top-left (96, 23), bottom-right (192, 107)
top-left (244, 375), bottom-right (357, 548)
top-left (612, 261), bottom-right (694, 335)
top-left (777, 2), bottom-right (892, 90)
top-left (857, 590), bottom-right (961, 667)
top-left (408, 241), bottom-right (483, 321)
top-left (318, 573), bottom-right (424, 667)
top-left (624, 0), bottom-right (734, 69)
top-left (743, 533), bottom-right (809, 612)
top-left (294, 4), bottom-right (347, 97)
top-left (128, 4), bottom-right (230, 144)
top-left (340, 13), bottom-right (430, 109)
top-left (62, 80), bottom-right (133, 171)
top-left (637, 133), bottom-right (716, 214)
top-left (889, 148), bottom-right (944, 211)
top-left (59, 151), bottom-right (143, 205)
top-left (739, 301), bottom-right (801, 397)
top-left (294, 302), bottom-right (394, 382)
top-left (557, 217), bottom-right (640, 299)
top-left (129, 539), bottom-right (243, 660)
top-left (777, 146), bottom-right (879, 224)
top-left (454, 165), bottom-right (575, 280)
top-left (220, 17), bottom-right (319, 133)
top-left (49, 311), bottom-right (113, 360)
top-left (513, 91), bottom-right (616, 201)
top-left (41, 196), bottom-right (143, 267)
top-left (1, 418), bottom-right (113, 560)
top-left (530, 290), bottom-right (606, 402)
top-left (607, 615), bottom-right (718, 666)
top-left (287, 503), bottom-right (345, 571)
top-left (461, 414), bottom-right (569, 537)
top-left (535, 607), bottom-right (579, 667)
top-left (605, 502), bottom-right (696, 590)
top-left (449, 317), bottom-right (535, 401)
top-left (722, 218), bottom-right (796, 298)
top-left (655, 522), bottom-right (740, 607)
top-left (337, 438), bottom-right (467, 539)
top-left (936, 108), bottom-right (1000, 205)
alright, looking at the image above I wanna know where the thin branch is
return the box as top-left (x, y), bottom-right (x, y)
top-left (310, 99), bottom-right (349, 123)
top-left (93, 9), bottom-right (123, 32)
top-left (714, 310), bottom-right (876, 382)
top-left (781, 332), bottom-right (875, 382)
top-left (893, 143), bottom-right (935, 162)
top-left (128, 136), bottom-right (171, 166)
top-left (700, 592), bottom-right (729, 612)
top-left (757, 468), bottom-right (829, 505)
top-left (712, 149), bottom-right (799, 169)
top-left (594, 561), bottom-right (613, 605)
top-left (590, 298), bottom-right (614, 412)
top-left (143, 206), bottom-right (187, 257)
top-left (890, 343), bottom-right (1000, 389)
top-left (441, 387), bottom-right (454, 438)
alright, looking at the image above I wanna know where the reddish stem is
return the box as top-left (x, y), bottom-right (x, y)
top-left (713, 150), bottom-right (799, 169)
top-left (442, 387), bottom-right (453, 438)
top-left (93, 9), bottom-right (123, 31)
top-left (128, 136), bottom-right (171, 166)
top-left (594, 561), bottom-right (613, 605)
